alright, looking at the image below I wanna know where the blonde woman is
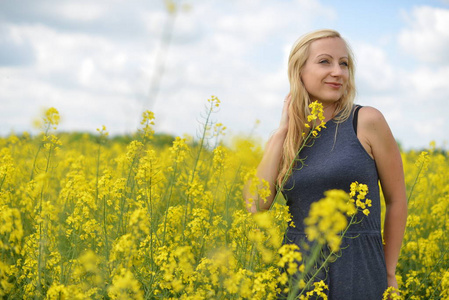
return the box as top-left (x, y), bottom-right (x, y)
top-left (245, 29), bottom-right (407, 299)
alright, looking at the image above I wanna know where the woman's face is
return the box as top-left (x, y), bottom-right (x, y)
top-left (301, 37), bottom-right (349, 105)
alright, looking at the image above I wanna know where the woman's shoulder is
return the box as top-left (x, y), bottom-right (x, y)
top-left (357, 105), bottom-right (388, 129)
top-left (356, 105), bottom-right (396, 155)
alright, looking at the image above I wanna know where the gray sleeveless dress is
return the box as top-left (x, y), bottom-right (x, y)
top-left (281, 106), bottom-right (388, 299)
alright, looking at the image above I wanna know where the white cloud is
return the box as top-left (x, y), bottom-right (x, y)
top-left (148, 0), bottom-right (337, 138)
top-left (352, 42), bottom-right (396, 93)
top-left (350, 38), bottom-right (449, 149)
top-left (55, 2), bottom-right (106, 22)
top-left (399, 6), bottom-right (449, 64)
top-left (407, 65), bottom-right (449, 97)
top-left (0, 21), bottom-right (157, 135)
top-left (414, 117), bottom-right (445, 136)
top-left (1, 0), bottom-right (447, 150)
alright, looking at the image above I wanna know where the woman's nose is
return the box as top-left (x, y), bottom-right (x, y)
top-left (331, 63), bottom-right (343, 76)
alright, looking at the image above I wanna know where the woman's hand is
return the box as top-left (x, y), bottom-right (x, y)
top-left (387, 273), bottom-right (398, 290)
top-left (386, 274), bottom-right (401, 299)
top-left (279, 93), bottom-right (291, 132)
top-left (244, 93), bottom-right (292, 212)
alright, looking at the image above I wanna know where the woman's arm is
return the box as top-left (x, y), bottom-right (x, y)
top-left (244, 95), bottom-right (291, 213)
top-left (357, 106), bottom-right (408, 289)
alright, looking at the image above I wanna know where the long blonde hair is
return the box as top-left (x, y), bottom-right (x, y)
top-left (277, 29), bottom-right (356, 187)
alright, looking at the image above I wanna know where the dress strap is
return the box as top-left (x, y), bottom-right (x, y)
top-left (353, 105), bottom-right (363, 134)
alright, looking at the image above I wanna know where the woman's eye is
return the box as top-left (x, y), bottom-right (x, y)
top-left (319, 59), bottom-right (329, 64)
top-left (340, 61), bottom-right (349, 66)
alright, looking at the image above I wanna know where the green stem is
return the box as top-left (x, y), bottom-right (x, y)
top-left (95, 143), bottom-right (101, 203)
top-left (118, 151), bottom-right (140, 235)
top-left (182, 102), bottom-right (214, 237)
top-left (0, 173), bottom-right (7, 192)
top-left (269, 126), bottom-right (316, 211)
top-left (161, 160), bottom-right (178, 245)
top-left (405, 247), bottom-right (449, 299)
top-left (287, 243), bottom-right (323, 300)
top-left (407, 159), bottom-right (425, 204)
top-left (36, 133), bottom-right (55, 297)
top-left (288, 213), bottom-right (357, 298)
top-left (30, 123), bottom-right (51, 181)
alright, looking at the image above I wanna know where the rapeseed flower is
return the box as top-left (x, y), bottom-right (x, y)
top-left (304, 189), bottom-right (354, 252)
top-left (108, 267), bottom-right (143, 300)
top-left (303, 101), bottom-right (326, 138)
top-left (299, 280), bottom-right (329, 300)
top-left (139, 110), bottom-right (155, 141)
top-left (0, 98), bottom-right (447, 298)
top-left (349, 181), bottom-right (372, 216)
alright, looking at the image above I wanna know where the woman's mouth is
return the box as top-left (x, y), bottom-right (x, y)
top-left (325, 82), bottom-right (342, 88)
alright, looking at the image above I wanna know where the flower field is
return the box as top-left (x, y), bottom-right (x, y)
top-left (0, 98), bottom-right (448, 299)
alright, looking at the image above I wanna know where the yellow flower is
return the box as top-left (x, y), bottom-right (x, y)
top-left (440, 271), bottom-right (449, 298)
top-left (213, 122), bottom-right (227, 137)
top-left (170, 137), bottom-right (189, 164)
top-left (108, 268), bottom-right (143, 300)
top-left (299, 280), bottom-right (328, 300)
top-left (306, 101), bottom-right (326, 137)
top-left (0, 95), bottom-right (447, 299)
top-left (44, 107), bottom-right (60, 126)
top-left (139, 110), bottom-right (155, 140)
top-left (349, 181), bottom-right (372, 216)
top-left (208, 95), bottom-right (221, 108)
top-left (382, 286), bottom-right (403, 300)
top-left (304, 189), bottom-right (355, 252)
top-left (213, 145), bottom-right (227, 169)
top-left (277, 244), bottom-right (303, 275)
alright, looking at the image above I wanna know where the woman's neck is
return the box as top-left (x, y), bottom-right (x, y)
top-left (322, 102), bottom-right (338, 122)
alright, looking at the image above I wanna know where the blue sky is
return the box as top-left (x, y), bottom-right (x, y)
top-left (1, 0), bottom-right (448, 149)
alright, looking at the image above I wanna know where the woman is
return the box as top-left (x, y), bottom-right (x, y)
top-left (245, 29), bottom-right (407, 299)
